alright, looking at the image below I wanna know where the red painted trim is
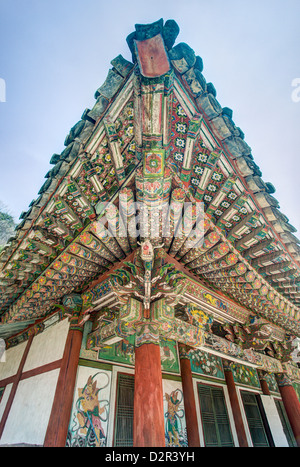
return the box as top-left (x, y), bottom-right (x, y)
top-left (259, 378), bottom-right (271, 396)
top-left (223, 370), bottom-right (249, 447)
top-left (112, 371), bottom-right (121, 447)
top-left (0, 358), bottom-right (63, 393)
top-left (20, 359), bottom-right (62, 381)
top-left (179, 351), bottom-right (200, 447)
top-left (0, 375), bottom-right (16, 388)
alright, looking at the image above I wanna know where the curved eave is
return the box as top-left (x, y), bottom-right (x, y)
top-left (0, 19), bottom-right (299, 337)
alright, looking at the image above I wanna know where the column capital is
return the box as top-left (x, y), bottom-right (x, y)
top-left (178, 343), bottom-right (191, 360)
top-left (62, 293), bottom-right (84, 332)
top-left (69, 320), bottom-right (85, 333)
top-left (135, 322), bottom-right (160, 348)
top-left (62, 293), bottom-right (83, 310)
top-left (257, 369), bottom-right (269, 380)
top-left (27, 322), bottom-right (44, 338)
top-left (275, 372), bottom-right (293, 387)
top-left (222, 358), bottom-right (234, 371)
top-left (258, 370), bottom-right (271, 396)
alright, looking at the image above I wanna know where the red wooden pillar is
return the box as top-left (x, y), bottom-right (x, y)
top-left (178, 343), bottom-right (200, 447)
top-left (44, 295), bottom-right (83, 447)
top-left (223, 359), bottom-right (249, 447)
top-left (133, 324), bottom-right (165, 447)
top-left (258, 370), bottom-right (271, 396)
top-left (276, 373), bottom-right (300, 447)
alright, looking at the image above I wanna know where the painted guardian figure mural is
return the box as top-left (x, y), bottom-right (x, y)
top-left (163, 381), bottom-right (188, 447)
top-left (67, 371), bottom-right (111, 447)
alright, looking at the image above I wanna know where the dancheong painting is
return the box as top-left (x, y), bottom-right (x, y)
top-left (66, 368), bottom-right (111, 447)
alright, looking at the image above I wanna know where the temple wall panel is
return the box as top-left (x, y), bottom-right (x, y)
top-left (162, 378), bottom-right (187, 447)
top-left (23, 318), bottom-right (69, 372)
top-left (0, 341), bottom-right (27, 381)
top-left (0, 318), bottom-right (70, 446)
top-left (72, 340), bottom-right (298, 448)
top-left (0, 369), bottom-right (59, 446)
top-left (65, 355), bottom-right (187, 447)
top-left (260, 395), bottom-right (289, 447)
top-left (66, 363), bottom-right (112, 447)
top-left (0, 328), bottom-right (296, 447)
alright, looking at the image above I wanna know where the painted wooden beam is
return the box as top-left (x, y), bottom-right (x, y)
top-left (180, 114), bottom-right (202, 185)
top-left (235, 226), bottom-right (268, 251)
top-left (242, 239), bottom-right (275, 259)
top-left (216, 194), bottom-right (249, 230)
top-left (250, 250), bottom-right (284, 267)
top-left (206, 176), bottom-right (237, 217)
top-left (104, 117), bottom-right (126, 185)
top-left (194, 149), bottom-right (222, 201)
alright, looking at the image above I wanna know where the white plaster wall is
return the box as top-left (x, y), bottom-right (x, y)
top-left (0, 341), bottom-right (27, 381)
top-left (0, 369), bottom-right (59, 446)
top-left (260, 395), bottom-right (289, 447)
top-left (23, 319), bottom-right (69, 372)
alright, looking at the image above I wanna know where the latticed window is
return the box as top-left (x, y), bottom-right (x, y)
top-left (114, 373), bottom-right (135, 447)
top-left (197, 383), bottom-right (234, 447)
top-left (275, 399), bottom-right (297, 447)
top-left (241, 391), bottom-right (270, 447)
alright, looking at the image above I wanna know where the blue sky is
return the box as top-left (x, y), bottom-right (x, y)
top-left (0, 0), bottom-right (299, 234)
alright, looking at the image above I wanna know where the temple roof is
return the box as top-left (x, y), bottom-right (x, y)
top-left (0, 18), bottom-right (299, 340)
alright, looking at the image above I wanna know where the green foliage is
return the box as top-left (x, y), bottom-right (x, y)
top-left (0, 201), bottom-right (15, 249)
